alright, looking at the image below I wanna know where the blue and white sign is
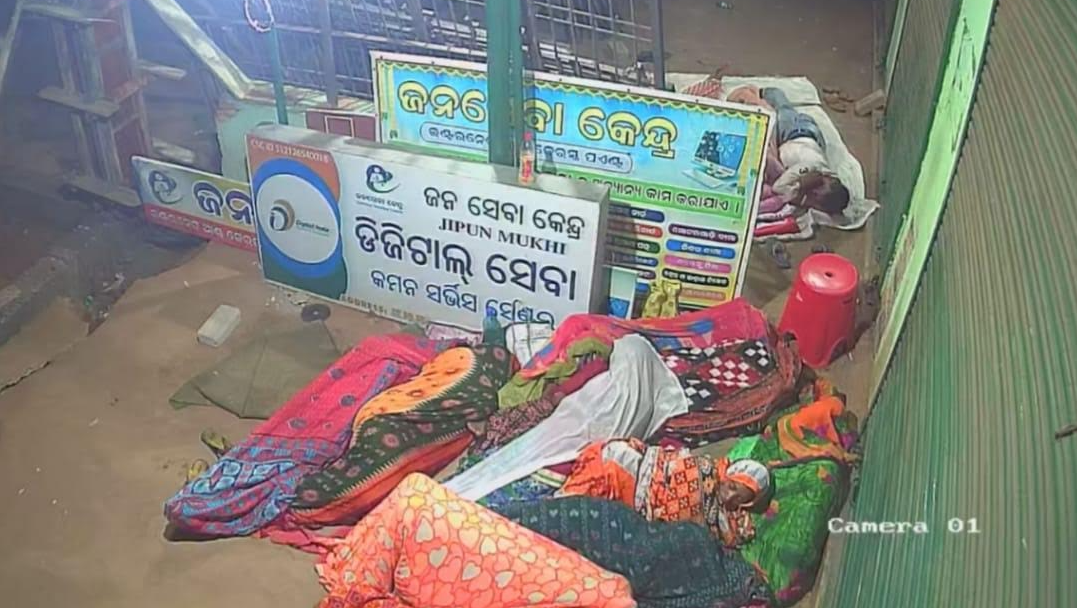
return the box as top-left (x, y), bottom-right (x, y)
top-left (248, 124), bottom-right (610, 329)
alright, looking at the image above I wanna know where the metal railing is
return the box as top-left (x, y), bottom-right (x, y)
top-left (177, 0), bottom-right (665, 99)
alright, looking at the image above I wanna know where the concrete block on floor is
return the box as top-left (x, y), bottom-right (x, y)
top-left (854, 89), bottom-right (887, 116)
top-left (197, 304), bottom-right (241, 347)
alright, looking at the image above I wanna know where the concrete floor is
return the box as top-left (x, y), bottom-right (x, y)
top-left (0, 205), bottom-right (62, 286)
top-left (0, 0), bottom-right (878, 605)
top-left (663, 0), bottom-right (878, 193)
top-left (0, 241), bottom-right (873, 608)
top-left (0, 246), bottom-right (397, 606)
top-left (0, 182), bottom-right (78, 288)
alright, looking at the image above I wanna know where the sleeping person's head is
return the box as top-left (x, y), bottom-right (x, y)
top-left (797, 170), bottom-right (850, 216)
top-left (718, 458), bottom-right (771, 510)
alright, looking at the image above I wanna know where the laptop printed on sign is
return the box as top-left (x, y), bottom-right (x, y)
top-left (684, 131), bottom-right (747, 190)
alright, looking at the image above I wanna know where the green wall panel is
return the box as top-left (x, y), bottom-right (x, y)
top-left (828, 0), bottom-right (1077, 604)
top-left (874, 0), bottom-right (958, 265)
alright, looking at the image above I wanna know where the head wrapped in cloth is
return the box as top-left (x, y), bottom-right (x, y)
top-left (724, 458), bottom-right (771, 497)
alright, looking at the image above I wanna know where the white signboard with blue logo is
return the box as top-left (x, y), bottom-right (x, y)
top-left (132, 156), bottom-right (257, 251)
top-left (247, 124), bottom-right (610, 329)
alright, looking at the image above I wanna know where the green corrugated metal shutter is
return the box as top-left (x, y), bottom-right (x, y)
top-left (881, 0), bottom-right (899, 44)
top-left (826, 0), bottom-right (1077, 604)
top-left (874, 0), bottom-right (959, 265)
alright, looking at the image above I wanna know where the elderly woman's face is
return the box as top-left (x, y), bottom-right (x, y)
top-left (718, 480), bottom-right (756, 509)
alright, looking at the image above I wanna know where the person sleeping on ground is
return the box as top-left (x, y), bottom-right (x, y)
top-left (539, 380), bottom-right (859, 606)
top-left (315, 473), bottom-right (635, 608)
top-left (163, 333), bottom-right (458, 541)
top-left (557, 439), bottom-right (773, 548)
top-left (318, 383), bottom-right (856, 607)
top-left (289, 344), bottom-right (512, 526)
top-left (497, 496), bottom-right (774, 608)
top-left (756, 87), bottom-right (850, 218)
top-left (726, 381), bottom-right (860, 605)
top-left (317, 472), bottom-right (772, 608)
top-left (447, 301), bottom-right (800, 502)
top-left (443, 335), bottom-right (690, 501)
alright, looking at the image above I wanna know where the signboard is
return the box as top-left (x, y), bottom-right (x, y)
top-left (871, 0), bottom-right (996, 397)
top-left (132, 156), bottom-right (257, 251)
top-left (372, 52), bottom-right (773, 308)
top-left (246, 124), bottom-right (609, 329)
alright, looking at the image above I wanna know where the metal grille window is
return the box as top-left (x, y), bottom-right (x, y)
top-left (176, 0), bottom-right (663, 98)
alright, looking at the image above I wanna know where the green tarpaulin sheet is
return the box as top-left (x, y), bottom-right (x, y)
top-left (170, 322), bottom-right (342, 419)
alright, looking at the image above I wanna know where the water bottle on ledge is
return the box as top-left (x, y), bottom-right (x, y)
top-left (518, 131), bottom-right (536, 186)
top-left (482, 306), bottom-right (506, 347)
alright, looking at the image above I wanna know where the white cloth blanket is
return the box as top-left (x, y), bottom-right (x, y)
top-left (504, 323), bottom-right (555, 369)
top-left (445, 334), bottom-right (689, 500)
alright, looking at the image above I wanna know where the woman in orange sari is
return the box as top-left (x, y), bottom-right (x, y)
top-left (558, 439), bottom-right (772, 549)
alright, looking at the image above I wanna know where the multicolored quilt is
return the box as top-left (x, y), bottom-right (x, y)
top-left (290, 345), bottom-right (512, 526)
top-left (163, 334), bottom-right (455, 538)
top-left (498, 495), bottom-right (773, 608)
top-left (499, 298), bottom-right (771, 409)
top-left (655, 334), bottom-right (801, 446)
top-left (315, 474), bottom-right (634, 608)
top-left (727, 392), bottom-right (858, 605)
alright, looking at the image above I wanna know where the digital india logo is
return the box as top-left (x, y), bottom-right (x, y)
top-left (268, 199), bottom-right (296, 232)
top-left (365, 164), bottom-right (398, 194)
top-left (148, 170), bottom-right (182, 205)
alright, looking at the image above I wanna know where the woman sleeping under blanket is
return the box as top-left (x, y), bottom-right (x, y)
top-left (290, 344), bottom-right (513, 526)
top-left (163, 333), bottom-right (459, 540)
top-left (731, 385), bottom-right (858, 604)
top-left (444, 335), bottom-right (690, 502)
top-left (315, 473), bottom-right (636, 608)
top-left (315, 385), bottom-right (857, 607)
top-left (316, 472), bottom-right (770, 608)
top-left (448, 301), bottom-right (800, 503)
top-left (555, 381), bottom-right (859, 605)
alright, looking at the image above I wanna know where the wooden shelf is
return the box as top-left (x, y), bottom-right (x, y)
top-left (110, 77), bottom-right (149, 105)
top-left (137, 60), bottom-right (187, 81)
top-left (23, 3), bottom-right (113, 25)
top-left (152, 139), bottom-right (196, 165)
top-left (38, 86), bottom-right (119, 118)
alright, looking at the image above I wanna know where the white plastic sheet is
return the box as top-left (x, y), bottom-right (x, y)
top-left (445, 334), bottom-right (689, 500)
